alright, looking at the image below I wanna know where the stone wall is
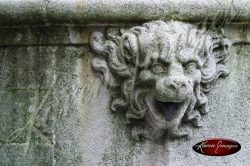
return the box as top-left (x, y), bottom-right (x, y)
top-left (0, 1), bottom-right (249, 166)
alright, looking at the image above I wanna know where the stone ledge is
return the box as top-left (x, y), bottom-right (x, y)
top-left (0, 23), bottom-right (249, 46)
top-left (0, 0), bottom-right (249, 25)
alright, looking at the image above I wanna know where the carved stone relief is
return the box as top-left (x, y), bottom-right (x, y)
top-left (90, 21), bottom-right (231, 140)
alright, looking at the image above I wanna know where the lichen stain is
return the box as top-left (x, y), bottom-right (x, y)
top-left (76, 0), bottom-right (84, 20)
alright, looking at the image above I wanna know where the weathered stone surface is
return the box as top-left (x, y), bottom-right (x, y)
top-left (0, 26), bottom-right (91, 46)
top-left (0, 27), bottom-right (94, 164)
top-left (0, 0), bottom-right (250, 25)
top-left (0, 144), bottom-right (54, 166)
top-left (0, 1), bottom-right (249, 165)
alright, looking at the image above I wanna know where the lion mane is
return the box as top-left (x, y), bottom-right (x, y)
top-left (90, 21), bottom-right (231, 140)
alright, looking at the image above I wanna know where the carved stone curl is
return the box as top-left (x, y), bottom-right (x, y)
top-left (90, 21), bottom-right (231, 140)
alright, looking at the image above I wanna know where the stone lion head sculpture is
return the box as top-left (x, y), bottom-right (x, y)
top-left (90, 21), bottom-right (231, 140)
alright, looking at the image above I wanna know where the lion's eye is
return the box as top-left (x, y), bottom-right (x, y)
top-left (151, 64), bottom-right (167, 74)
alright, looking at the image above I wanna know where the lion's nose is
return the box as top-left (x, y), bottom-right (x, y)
top-left (165, 79), bottom-right (187, 91)
top-left (155, 76), bottom-right (193, 102)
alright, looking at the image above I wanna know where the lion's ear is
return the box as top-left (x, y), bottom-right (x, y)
top-left (211, 38), bottom-right (231, 63)
top-left (90, 31), bottom-right (106, 54)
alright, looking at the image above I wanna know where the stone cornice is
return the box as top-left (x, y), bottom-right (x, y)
top-left (0, 0), bottom-right (249, 25)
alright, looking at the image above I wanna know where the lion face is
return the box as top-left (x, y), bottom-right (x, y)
top-left (90, 21), bottom-right (231, 140)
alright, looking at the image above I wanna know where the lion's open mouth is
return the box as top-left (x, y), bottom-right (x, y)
top-left (146, 96), bottom-right (188, 129)
top-left (154, 100), bottom-right (183, 122)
